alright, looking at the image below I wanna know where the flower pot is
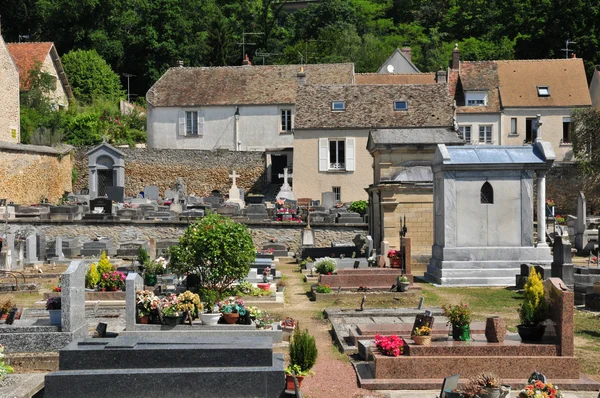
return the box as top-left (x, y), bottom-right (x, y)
top-left (108, 286), bottom-right (118, 292)
top-left (48, 309), bottom-right (61, 326)
top-left (398, 282), bottom-right (410, 292)
top-left (285, 374), bottom-right (305, 391)
top-left (443, 391), bottom-right (461, 398)
top-left (100, 288), bottom-right (107, 292)
top-left (257, 283), bottom-right (270, 292)
top-left (222, 313), bottom-right (239, 324)
top-left (517, 324), bottom-right (546, 342)
top-left (144, 274), bottom-right (157, 287)
top-left (200, 313), bottom-right (221, 326)
top-left (485, 316), bottom-right (506, 343)
top-left (277, 286), bottom-right (285, 293)
top-left (412, 335), bottom-right (431, 346)
top-left (480, 388), bottom-right (502, 398)
top-left (451, 324), bottom-right (471, 341)
top-left (163, 315), bottom-right (183, 326)
top-left (390, 258), bottom-right (401, 268)
top-left (139, 315), bottom-right (149, 324)
top-left (0, 313), bottom-right (7, 321)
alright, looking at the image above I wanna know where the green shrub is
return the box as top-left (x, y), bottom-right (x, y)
top-left (518, 268), bottom-right (548, 325)
top-left (289, 326), bottom-right (318, 374)
top-left (348, 200), bottom-right (368, 216)
top-left (314, 257), bottom-right (336, 274)
top-left (315, 283), bottom-right (332, 293)
top-left (96, 251), bottom-right (114, 276)
top-left (85, 262), bottom-right (100, 288)
top-left (137, 247), bottom-right (149, 266)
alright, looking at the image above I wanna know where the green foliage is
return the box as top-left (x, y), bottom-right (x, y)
top-left (168, 213), bottom-right (256, 295)
top-left (289, 326), bottom-right (318, 374)
top-left (85, 262), bottom-right (100, 289)
top-left (348, 200), bottom-right (368, 216)
top-left (518, 268), bottom-right (548, 325)
top-left (572, 108), bottom-right (600, 174)
top-left (71, 167), bottom-right (78, 187)
top-left (314, 257), bottom-right (337, 274)
top-left (96, 251), bottom-right (115, 276)
top-left (61, 49), bottom-right (124, 104)
top-left (315, 283), bottom-right (332, 293)
top-left (442, 302), bottom-right (472, 327)
top-left (0, 345), bottom-right (14, 379)
top-left (137, 247), bottom-right (150, 266)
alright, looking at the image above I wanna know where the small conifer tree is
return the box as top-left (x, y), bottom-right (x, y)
top-left (289, 325), bottom-right (318, 375)
top-left (85, 262), bottom-right (100, 288)
top-left (96, 251), bottom-right (114, 276)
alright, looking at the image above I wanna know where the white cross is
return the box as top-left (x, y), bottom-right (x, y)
top-left (278, 168), bottom-right (293, 186)
top-left (229, 170), bottom-right (238, 187)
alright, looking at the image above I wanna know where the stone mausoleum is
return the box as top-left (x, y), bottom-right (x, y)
top-left (426, 139), bottom-right (555, 285)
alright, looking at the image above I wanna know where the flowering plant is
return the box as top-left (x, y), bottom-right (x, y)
top-left (136, 290), bottom-right (155, 317)
top-left (160, 293), bottom-right (182, 317)
top-left (156, 257), bottom-right (169, 272)
top-left (247, 306), bottom-right (262, 318)
top-left (255, 311), bottom-right (273, 329)
top-left (315, 283), bottom-right (332, 293)
top-left (555, 215), bottom-right (565, 224)
top-left (519, 380), bottom-right (563, 398)
top-left (387, 249), bottom-right (400, 259)
top-left (52, 286), bottom-right (62, 292)
top-left (99, 271), bottom-right (126, 290)
top-left (46, 297), bottom-right (61, 310)
top-left (281, 317), bottom-right (296, 328)
top-left (261, 248), bottom-right (275, 255)
top-left (178, 291), bottom-right (202, 317)
top-left (546, 199), bottom-right (555, 207)
top-left (442, 302), bottom-right (472, 327)
top-left (314, 257), bottom-right (336, 274)
top-left (373, 334), bottom-right (405, 357)
top-left (263, 267), bottom-right (271, 276)
top-left (413, 326), bottom-right (432, 336)
top-left (218, 297), bottom-right (246, 316)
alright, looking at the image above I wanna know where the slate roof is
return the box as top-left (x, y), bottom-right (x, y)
top-left (355, 73), bottom-right (436, 85)
top-left (146, 63), bottom-right (355, 107)
top-left (436, 144), bottom-right (554, 166)
top-left (295, 83), bottom-right (454, 129)
top-left (368, 128), bottom-right (463, 148)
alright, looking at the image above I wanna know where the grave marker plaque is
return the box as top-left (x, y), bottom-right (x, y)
top-left (411, 314), bottom-right (434, 336)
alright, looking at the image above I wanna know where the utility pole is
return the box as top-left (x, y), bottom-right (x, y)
top-left (561, 39), bottom-right (576, 58)
top-left (122, 73), bottom-right (136, 103)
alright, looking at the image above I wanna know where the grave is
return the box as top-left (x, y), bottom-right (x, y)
top-left (106, 186), bottom-right (125, 203)
top-left (551, 237), bottom-right (575, 289)
top-left (276, 168), bottom-right (295, 201)
top-left (337, 211), bottom-right (364, 224)
top-left (25, 234), bottom-right (42, 265)
top-left (144, 185), bottom-right (160, 201)
top-left (322, 191), bottom-right (336, 209)
top-left (569, 191), bottom-right (600, 254)
top-left (84, 197), bottom-right (115, 220)
top-left (87, 141), bottom-right (125, 200)
top-left (319, 268), bottom-right (418, 291)
top-left (573, 266), bottom-right (600, 306)
top-left (298, 246), bottom-right (360, 260)
top-left (36, 232), bottom-right (47, 261)
top-left (226, 170), bottom-right (245, 209)
top-left (116, 207), bottom-right (143, 220)
top-left (216, 204), bottom-right (240, 217)
top-left (47, 237), bottom-right (81, 259)
top-left (262, 242), bottom-right (288, 257)
top-left (247, 203), bottom-right (269, 221)
top-left (81, 238), bottom-right (117, 257)
top-left (48, 205), bottom-right (82, 221)
top-left (156, 240), bottom-right (179, 257)
top-left (145, 211), bottom-right (176, 221)
top-left (180, 209), bottom-right (205, 219)
top-left (0, 205), bottom-right (15, 220)
top-left (14, 206), bottom-right (47, 220)
top-left (309, 211), bottom-right (335, 223)
top-left (117, 240), bottom-right (150, 258)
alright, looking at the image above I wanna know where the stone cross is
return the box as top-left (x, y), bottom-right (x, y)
top-left (278, 168), bottom-right (293, 187)
top-left (229, 170), bottom-right (238, 187)
top-left (535, 114), bottom-right (543, 142)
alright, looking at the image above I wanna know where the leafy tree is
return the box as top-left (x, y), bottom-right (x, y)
top-left (61, 49), bottom-right (124, 104)
top-left (571, 108), bottom-right (600, 174)
top-left (168, 214), bottom-right (256, 296)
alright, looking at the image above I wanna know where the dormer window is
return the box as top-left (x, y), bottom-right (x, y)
top-left (537, 86), bottom-right (550, 97)
top-left (465, 91), bottom-right (487, 106)
top-left (332, 101), bottom-right (345, 111)
top-left (394, 101), bottom-right (408, 111)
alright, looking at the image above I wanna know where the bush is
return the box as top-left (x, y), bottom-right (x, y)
top-left (85, 262), bottom-right (101, 288)
top-left (348, 200), bottom-right (367, 216)
top-left (315, 283), bottom-right (332, 293)
top-left (314, 257), bottom-right (336, 274)
top-left (96, 251), bottom-right (114, 276)
top-left (518, 268), bottom-right (547, 325)
top-left (289, 326), bottom-right (318, 374)
top-left (137, 247), bottom-right (150, 266)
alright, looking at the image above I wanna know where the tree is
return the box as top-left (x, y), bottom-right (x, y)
top-left (571, 108), bottom-right (600, 173)
top-left (168, 214), bottom-right (256, 295)
top-left (61, 49), bottom-right (124, 104)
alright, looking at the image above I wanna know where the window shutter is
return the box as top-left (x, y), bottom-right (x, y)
top-left (197, 114), bottom-right (204, 135)
top-left (318, 138), bottom-right (328, 171)
top-left (345, 137), bottom-right (355, 171)
top-left (178, 111), bottom-right (185, 136)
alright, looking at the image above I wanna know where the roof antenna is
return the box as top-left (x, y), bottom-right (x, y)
top-left (561, 39), bottom-right (576, 58)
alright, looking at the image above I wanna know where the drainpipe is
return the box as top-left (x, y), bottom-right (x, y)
top-left (234, 107), bottom-right (240, 151)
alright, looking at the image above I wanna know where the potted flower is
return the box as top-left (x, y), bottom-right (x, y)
top-left (314, 283), bottom-right (332, 293)
top-left (262, 267), bottom-right (271, 283)
top-left (314, 257), bottom-right (336, 275)
top-left (387, 249), bottom-right (401, 267)
top-left (285, 326), bottom-right (317, 391)
top-left (142, 259), bottom-right (161, 287)
top-left (0, 300), bottom-right (13, 321)
top-left (373, 334), bottom-right (405, 356)
top-left (218, 297), bottom-right (246, 324)
top-left (46, 297), bottom-right (61, 326)
top-left (472, 372), bottom-right (504, 398)
top-left (99, 270), bottom-right (126, 291)
top-left (519, 375), bottom-right (562, 398)
top-left (178, 291), bottom-right (202, 319)
top-left (160, 293), bottom-right (183, 326)
top-left (517, 268), bottom-right (548, 342)
top-left (200, 290), bottom-right (221, 326)
top-left (397, 275), bottom-right (410, 292)
top-left (367, 255), bottom-right (377, 267)
top-left (276, 279), bottom-right (286, 293)
top-left (256, 311), bottom-right (273, 330)
top-left (136, 290), bottom-right (155, 324)
top-left (442, 302), bottom-right (472, 341)
top-left (412, 325), bottom-right (432, 346)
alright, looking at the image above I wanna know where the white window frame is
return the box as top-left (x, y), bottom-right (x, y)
top-left (318, 137), bottom-right (355, 172)
top-left (332, 186), bottom-right (341, 202)
top-left (465, 91), bottom-right (488, 106)
top-left (329, 139), bottom-right (346, 170)
top-left (393, 101), bottom-right (408, 111)
top-left (331, 101), bottom-right (345, 111)
top-left (280, 108), bottom-right (292, 132)
top-left (458, 125), bottom-right (472, 143)
top-left (479, 125), bottom-right (493, 144)
top-left (537, 86), bottom-right (550, 97)
top-left (178, 110), bottom-right (204, 137)
top-left (510, 118), bottom-right (517, 135)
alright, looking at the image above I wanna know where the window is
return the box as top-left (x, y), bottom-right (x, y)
top-left (186, 111), bottom-right (198, 135)
top-left (510, 118), bottom-right (517, 135)
top-left (394, 101), bottom-right (408, 111)
top-left (563, 117), bottom-right (571, 144)
top-left (525, 118), bottom-right (537, 143)
top-left (480, 182), bottom-right (494, 204)
top-left (458, 126), bottom-right (472, 143)
top-left (329, 140), bottom-right (346, 169)
top-left (537, 86), bottom-right (550, 97)
top-left (281, 109), bottom-right (292, 132)
top-left (465, 91), bottom-right (487, 106)
top-left (479, 125), bottom-right (493, 144)
top-left (333, 187), bottom-right (341, 202)
top-left (332, 101), bottom-right (345, 111)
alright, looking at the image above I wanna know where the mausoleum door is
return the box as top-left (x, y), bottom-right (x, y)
top-left (97, 170), bottom-right (114, 196)
top-left (271, 154), bottom-right (287, 184)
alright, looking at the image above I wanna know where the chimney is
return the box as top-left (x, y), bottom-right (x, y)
top-left (436, 70), bottom-right (447, 83)
top-left (177, 60), bottom-right (184, 67)
top-left (401, 47), bottom-right (412, 62)
top-left (297, 66), bottom-right (307, 86)
top-left (242, 54), bottom-right (252, 66)
top-left (571, 53), bottom-right (577, 58)
top-left (452, 43), bottom-right (460, 70)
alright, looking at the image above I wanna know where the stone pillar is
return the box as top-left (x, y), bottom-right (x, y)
top-left (125, 273), bottom-right (144, 331)
top-left (88, 167), bottom-right (98, 199)
top-left (61, 260), bottom-right (88, 333)
top-left (537, 170), bottom-right (548, 247)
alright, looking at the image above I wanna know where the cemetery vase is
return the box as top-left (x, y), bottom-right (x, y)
top-left (257, 283), bottom-right (271, 292)
top-left (412, 335), bottom-right (431, 346)
top-left (163, 315), bottom-right (183, 326)
top-left (391, 258), bottom-right (401, 268)
top-left (139, 315), bottom-right (149, 324)
top-left (485, 316), bottom-right (506, 343)
top-left (451, 324), bottom-right (471, 341)
top-left (144, 274), bottom-right (157, 287)
top-left (222, 313), bottom-right (239, 324)
top-left (200, 313), bottom-right (221, 326)
top-left (398, 282), bottom-right (410, 292)
top-left (516, 324), bottom-right (546, 342)
top-left (277, 286), bottom-right (285, 293)
top-left (444, 391), bottom-right (461, 398)
top-left (0, 313), bottom-right (7, 321)
top-left (49, 309), bottom-right (61, 326)
top-left (480, 388), bottom-right (502, 398)
top-left (285, 375), bottom-right (304, 391)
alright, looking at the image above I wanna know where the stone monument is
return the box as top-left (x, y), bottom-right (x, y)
top-left (226, 170), bottom-right (245, 209)
top-left (276, 168), bottom-right (295, 201)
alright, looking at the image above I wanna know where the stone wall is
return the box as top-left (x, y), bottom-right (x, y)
top-left (546, 163), bottom-right (600, 216)
top-left (0, 37), bottom-right (20, 143)
top-left (0, 143), bottom-right (73, 204)
top-left (73, 147), bottom-right (267, 197)
top-left (3, 221), bottom-right (366, 252)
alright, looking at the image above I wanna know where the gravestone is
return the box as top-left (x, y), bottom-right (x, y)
top-left (144, 186), bottom-right (160, 201)
top-left (366, 236), bottom-right (374, 257)
top-left (117, 241), bottom-right (149, 258)
top-left (25, 235), bottom-right (38, 264)
top-left (276, 168), bottom-right (295, 201)
top-left (247, 204), bottom-right (268, 221)
top-left (106, 186), bottom-right (125, 203)
top-left (81, 239), bottom-right (116, 257)
top-left (50, 237), bottom-right (65, 261)
top-left (262, 242), bottom-right (288, 257)
top-left (203, 195), bottom-right (223, 209)
top-left (117, 208), bottom-right (143, 220)
top-left (89, 198), bottom-right (113, 215)
top-left (36, 232), bottom-right (47, 261)
top-left (5, 234), bottom-right (16, 269)
top-left (575, 192), bottom-right (586, 251)
top-left (216, 204), bottom-right (240, 217)
top-left (227, 170), bottom-right (245, 209)
top-left (301, 228), bottom-right (315, 247)
top-left (322, 192), bottom-right (336, 209)
top-left (551, 238), bottom-right (574, 289)
top-left (180, 209), bottom-right (205, 219)
top-left (145, 211), bottom-right (176, 221)
top-left (337, 212), bottom-right (363, 224)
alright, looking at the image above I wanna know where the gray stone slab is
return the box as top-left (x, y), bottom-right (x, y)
top-left (372, 317), bottom-right (404, 324)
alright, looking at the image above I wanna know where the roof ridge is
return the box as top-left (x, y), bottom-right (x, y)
top-left (462, 58), bottom-right (581, 64)
top-left (6, 41), bottom-right (54, 45)
top-left (356, 72), bottom-right (435, 76)
top-left (170, 62), bottom-right (354, 71)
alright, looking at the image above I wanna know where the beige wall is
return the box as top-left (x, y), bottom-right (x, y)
top-left (293, 129), bottom-right (371, 202)
top-left (456, 113), bottom-right (501, 145)
top-left (501, 108), bottom-right (575, 161)
top-left (42, 53), bottom-right (69, 110)
top-left (0, 37), bottom-right (20, 143)
top-left (0, 148), bottom-right (73, 204)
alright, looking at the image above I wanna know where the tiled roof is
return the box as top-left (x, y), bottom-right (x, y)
top-left (369, 128), bottom-right (463, 147)
top-left (496, 58), bottom-right (591, 107)
top-left (454, 61), bottom-right (501, 113)
top-left (295, 83), bottom-right (454, 129)
top-left (146, 63), bottom-right (355, 107)
top-left (6, 42), bottom-right (53, 89)
top-left (355, 73), bottom-right (436, 85)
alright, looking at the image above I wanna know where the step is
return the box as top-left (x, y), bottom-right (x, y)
top-left (422, 273), bottom-right (516, 286)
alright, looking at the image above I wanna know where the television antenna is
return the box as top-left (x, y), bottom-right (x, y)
top-left (18, 34), bottom-right (30, 42)
top-left (255, 50), bottom-right (281, 65)
top-left (236, 32), bottom-right (263, 62)
top-left (561, 39), bottom-right (576, 58)
top-left (122, 73), bottom-right (136, 103)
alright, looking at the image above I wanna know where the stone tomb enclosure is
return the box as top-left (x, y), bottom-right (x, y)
top-left (319, 269), bottom-right (417, 291)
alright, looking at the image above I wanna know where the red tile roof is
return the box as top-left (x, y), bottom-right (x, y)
top-left (6, 42), bottom-right (53, 89)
